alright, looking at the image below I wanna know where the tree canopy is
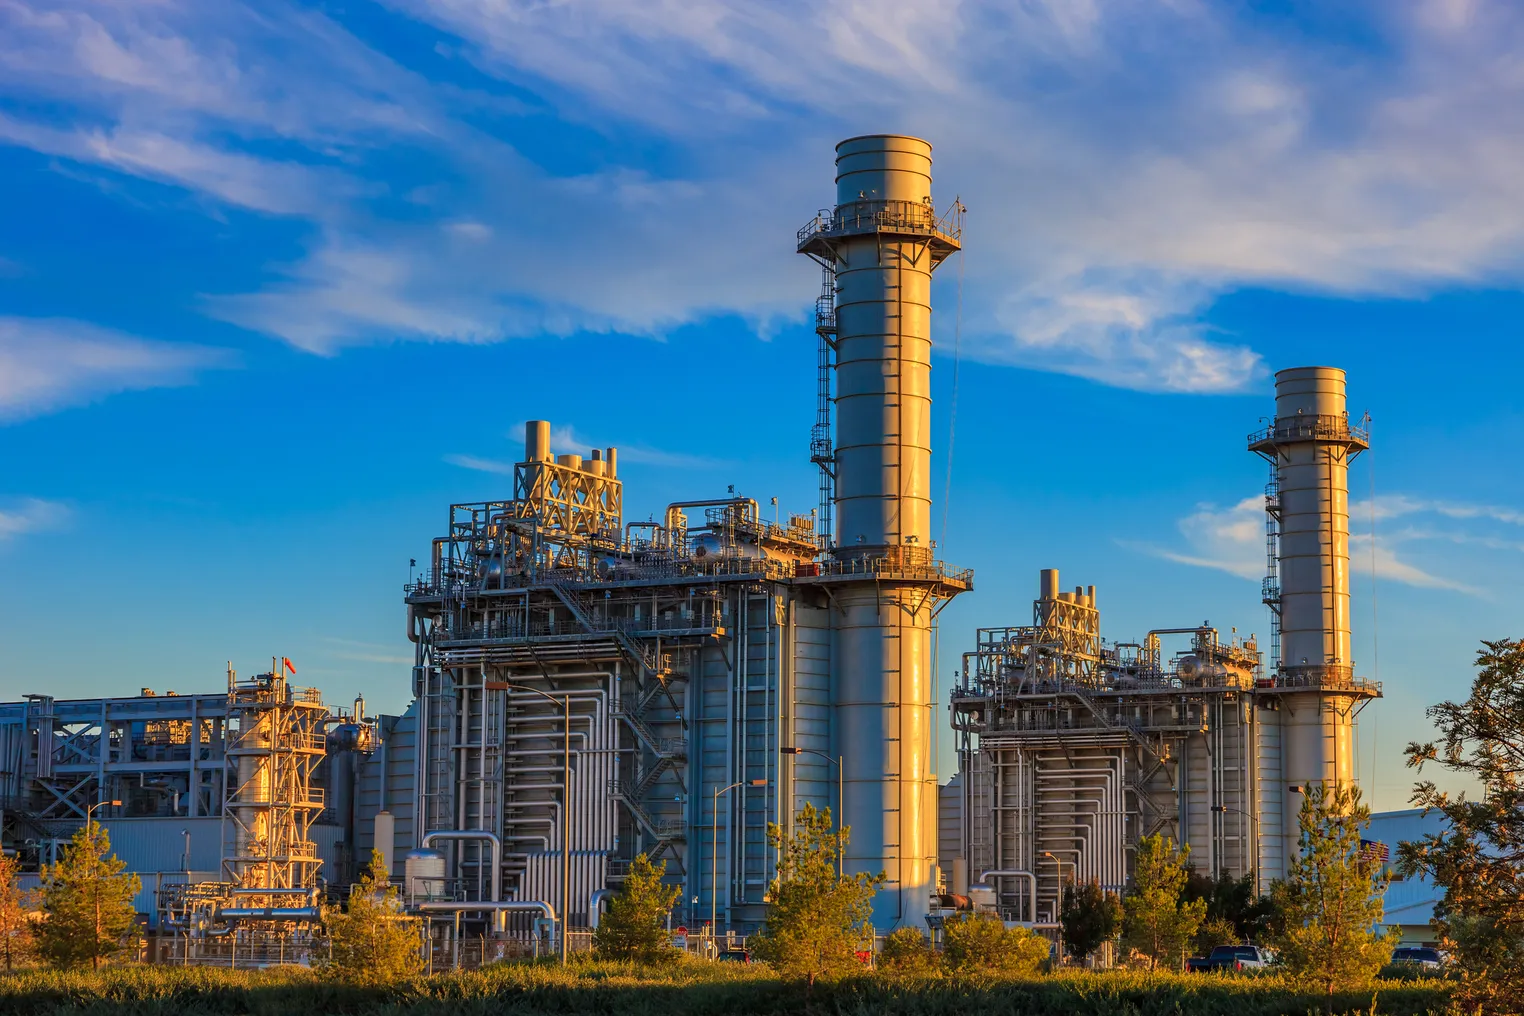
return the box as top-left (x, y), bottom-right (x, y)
top-left (321, 849), bottom-right (423, 985)
top-left (749, 803), bottom-right (881, 986)
top-left (0, 853), bottom-right (35, 970)
top-left (1060, 878), bottom-right (1123, 963)
top-left (942, 911), bottom-right (1049, 974)
top-left (1399, 638), bottom-right (1524, 1014)
top-left (592, 852), bottom-right (679, 962)
top-left (1121, 834), bottom-right (1205, 971)
top-left (36, 822), bottom-right (141, 969)
top-left (1274, 782), bottom-right (1395, 1009)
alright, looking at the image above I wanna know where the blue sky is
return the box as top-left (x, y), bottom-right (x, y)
top-left (3, 0), bottom-right (1523, 809)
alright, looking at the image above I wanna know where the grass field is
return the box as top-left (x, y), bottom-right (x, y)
top-left (0, 962), bottom-right (1454, 1016)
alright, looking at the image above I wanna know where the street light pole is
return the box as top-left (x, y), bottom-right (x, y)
top-left (1041, 850), bottom-right (1066, 963)
top-left (499, 682), bottom-right (572, 964)
top-left (84, 797), bottom-right (122, 827)
top-left (711, 778), bottom-right (766, 946)
top-left (1211, 803), bottom-right (1263, 896)
top-left (779, 747), bottom-right (843, 876)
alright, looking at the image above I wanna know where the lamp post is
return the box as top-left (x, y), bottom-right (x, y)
top-left (1041, 851), bottom-right (1066, 962)
top-left (84, 798), bottom-right (122, 824)
top-left (712, 779), bottom-right (767, 943)
top-left (1210, 804), bottom-right (1263, 895)
top-left (779, 746), bottom-right (843, 876)
top-left (499, 682), bottom-right (573, 964)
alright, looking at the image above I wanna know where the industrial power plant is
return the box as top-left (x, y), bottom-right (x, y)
top-left (0, 135), bottom-right (1382, 964)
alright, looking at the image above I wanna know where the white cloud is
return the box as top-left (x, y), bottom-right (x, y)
top-left (446, 425), bottom-right (731, 477)
top-left (1135, 491), bottom-right (1485, 592)
top-left (444, 453), bottom-right (515, 475)
top-left (7, 2), bottom-right (1524, 391)
top-left (0, 317), bottom-right (234, 421)
top-left (549, 424), bottom-right (732, 470)
top-left (0, 498), bottom-right (68, 542)
top-left (320, 637), bottom-right (414, 666)
top-left (1354, 494), bottom-right (1524, 527)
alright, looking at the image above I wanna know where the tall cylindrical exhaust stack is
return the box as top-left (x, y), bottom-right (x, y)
top-left (1249, 366), bottom-right (1378, 872)
top-left (831, 135), bottom-right (938, 552)
top-left (798, 135), bottom-right (968, 930)
top-left (1270, 368), bottom-right (1358, 683)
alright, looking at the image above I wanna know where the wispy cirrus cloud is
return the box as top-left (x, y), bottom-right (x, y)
top-left (1129, 492), bottom-right (1488, 594)
top-left (0, 497), bottom-right (68, 542)
top-left (8, 2), bottom-right (1524, 393)
top-left (446, 425), bottom-right (732, 477)
top-left (320, 637), bottom-right (413, 666)
top-left (0, 317), bottom-right (234, 421)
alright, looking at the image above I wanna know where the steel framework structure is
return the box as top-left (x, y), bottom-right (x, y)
top-left (952, 571), bottom-right (1263, 923)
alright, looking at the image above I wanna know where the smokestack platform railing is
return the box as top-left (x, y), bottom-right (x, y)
top-left (796, 198), bottom-right (964, 253)
top-left (1247, 414), bottom-right (1370, 453)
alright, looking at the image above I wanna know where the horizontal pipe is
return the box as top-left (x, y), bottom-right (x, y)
top-left (217, 907), bottom-right (321, 922)
top-left (416, 899), bottom-right (557, 934)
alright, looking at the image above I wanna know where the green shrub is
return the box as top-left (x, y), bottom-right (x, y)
top-left (942, 912), bottom-right (1049, 974)
top-left (879, 927), bottom-right (939, 974)
top-left (0, 959), bottom-right (1452, 1016)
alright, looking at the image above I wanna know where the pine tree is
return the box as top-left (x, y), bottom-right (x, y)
top-left (1121, 834), bottom-right (1206, 971)
top-left (1275, 782), bottom-right (1396, 1012)
top-left (36, 822), bottom-right (141, 969)
top-left (321, 849), bottom-right (423, 985)
top-left (1060, 877), bottom-right (1123, 963)
top-left (593, 852), bottom-right (680, 963)
top-left (1399, 638), bottom-right (1524, 1014)
top-left (0, 853), bottom-right (35, 970)
top-left (749, 803), bottom-right (882, 986)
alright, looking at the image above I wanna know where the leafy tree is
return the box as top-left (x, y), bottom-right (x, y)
top-left (1275, 782), bottom-right (1396, 1011)
top-left (1121, 834), bottom-right (1206, 971)
top-left (879, 926), bottom-right (939, 974)
top-left (321, 849), bottom-right (423, 985)
top-left (942, 912), bottom-right (1049, 974)
top-left (1059, 878), bottom-right (1123, 963)
top-left (1399, 638), bottom-right (1524, 1013)
top-left (1195, 916), bottom-right (1239, 955)
top-left (0, 853), bottom-right (35, 970)
top-left (37, 822), bottom-right (141, 969)
top-left (593, 852), bottom-right (679, 963)
top-left (1184, 869), bottom-right (1272, 944)
top-left (749, 803), bottom-right (882, 987)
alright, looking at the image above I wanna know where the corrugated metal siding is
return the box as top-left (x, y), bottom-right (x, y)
top-left (353, 705), bottom-right (418, 872)
top-left (938, 773), bottom-right (963, 875)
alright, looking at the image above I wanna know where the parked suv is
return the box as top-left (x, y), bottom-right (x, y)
top-left (1390, 947), bottom-right (1444, 971)
top-left (1186, 944), bottom-right (1277, 972)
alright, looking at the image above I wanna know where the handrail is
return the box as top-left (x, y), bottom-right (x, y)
top-left (1247, 414), bottom-right (1369, 447)
top-left (797, 198), bottom-right (963, 246)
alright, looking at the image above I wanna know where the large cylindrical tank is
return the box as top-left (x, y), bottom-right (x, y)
top-left (404, 847), bottom-right (446, 902)
top-left (373, 811), bottom-right (395, 876)
top-left (525, 420), bottom-right (551, 462)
